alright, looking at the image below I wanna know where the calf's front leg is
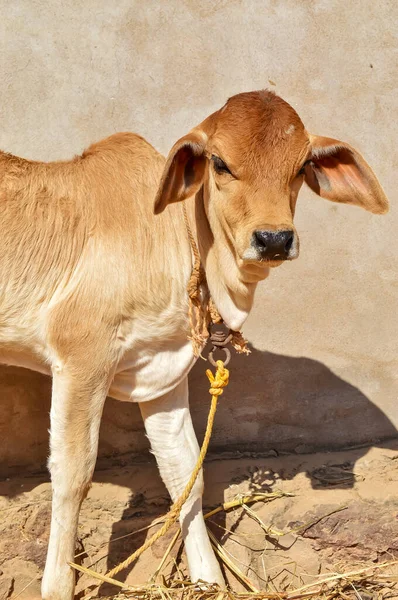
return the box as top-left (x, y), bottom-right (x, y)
top-left (41, 368), bottom-right (111, 600)
top-left (139, 378), bottom-right (224, 586)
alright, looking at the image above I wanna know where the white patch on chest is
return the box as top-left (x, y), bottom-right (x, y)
top-left (110, 339), bottom-right (196, 402)
top-left (110, 308), bottom-right (198, 403)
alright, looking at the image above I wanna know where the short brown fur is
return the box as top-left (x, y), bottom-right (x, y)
top-left (0, 90), bottom-right (388, 600)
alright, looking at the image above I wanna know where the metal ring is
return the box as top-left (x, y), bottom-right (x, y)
top-left (210, 332), bottom-right (233, 348)
top-left (208, 346), bottom-right (231, 367)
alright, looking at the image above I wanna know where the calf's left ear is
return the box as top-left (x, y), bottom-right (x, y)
top-left (304, 135), bottom-right (389, 214)
top-left (154, 130), bottom-right (207, 215)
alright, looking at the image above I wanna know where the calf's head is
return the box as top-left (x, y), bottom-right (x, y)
top-left (154, 91), bottom-right (388, 275)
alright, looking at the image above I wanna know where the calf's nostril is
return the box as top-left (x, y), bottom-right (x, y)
top-left (284, 234), bottom-right (294, 253)
top-left (254, 230), bottom-right (268, 249)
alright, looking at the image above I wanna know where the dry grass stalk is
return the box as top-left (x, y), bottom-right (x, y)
top-left (150, 530), bottom-right (182, 583)
top-left (105, 559), bottom-right (398, 600)
top-left (203, 493), bottom-right (294, 521)
top-left (69, 562), bottom-right (136, 591)
top-left (291, 559), bottom-right (398, 594)
top-left (241, 503), bottom-right (348, 540)
top-left (206, 528), bottom-right (259, 593)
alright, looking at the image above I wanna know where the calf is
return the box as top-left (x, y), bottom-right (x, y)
top-left (0, 90), bottom-right (388, 599)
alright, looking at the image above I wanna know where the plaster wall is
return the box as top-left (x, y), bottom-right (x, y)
top-left (0, 0), bottom-right (397, 474)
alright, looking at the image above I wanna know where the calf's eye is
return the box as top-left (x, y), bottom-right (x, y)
top-left (211, 155), bottom-right (232, 175)
top-left (297, 161), bottom-right (310, 177)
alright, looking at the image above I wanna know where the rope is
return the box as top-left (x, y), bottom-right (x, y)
top-left (182, 202), bottom-right (210, 356)
top-left (182, 203), bottom-right (249, 357)
top-left (105, 360), bottom-right (229, 579)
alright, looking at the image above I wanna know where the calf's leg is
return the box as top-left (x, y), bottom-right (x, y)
top-left (41, 367), bottom-right (112, 600)
top-left (139, 378), bottom-right (224, 585)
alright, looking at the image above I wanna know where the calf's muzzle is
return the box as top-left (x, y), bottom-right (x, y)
top-left (253, 229), bottom-right (295, 260)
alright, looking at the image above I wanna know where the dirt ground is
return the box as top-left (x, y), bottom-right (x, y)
top-left (1, 441), bottom-right (398, 599)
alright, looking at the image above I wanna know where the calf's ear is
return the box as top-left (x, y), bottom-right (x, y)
top-left (304, 135), bottom-right (389, 214)
top-left (154, 130), bottom-right (207, 215)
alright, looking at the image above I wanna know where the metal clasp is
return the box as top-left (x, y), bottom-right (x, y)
top-left (208, 328), bottom-right (233, 367)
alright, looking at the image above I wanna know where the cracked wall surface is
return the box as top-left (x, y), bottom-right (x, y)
top-left (0, 0), bottom-right (397, 472)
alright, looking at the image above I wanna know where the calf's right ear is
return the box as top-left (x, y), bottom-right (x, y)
top-left (154, 130), bottom-right (208, 215)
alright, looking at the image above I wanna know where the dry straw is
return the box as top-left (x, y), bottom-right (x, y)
top-left (71, 492), bottom-right (398, 600)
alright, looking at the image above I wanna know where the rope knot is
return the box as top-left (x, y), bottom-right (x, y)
top-left (206, 359), bottom-right (230, 397)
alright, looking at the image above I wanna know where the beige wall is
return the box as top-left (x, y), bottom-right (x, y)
top-left (1, 0), bottom-right (397, 474)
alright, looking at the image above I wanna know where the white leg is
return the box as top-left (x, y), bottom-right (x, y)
top-left (42, 369), bottom-right (111, 600)
top-left (139, 378), bottom-right (224, 585)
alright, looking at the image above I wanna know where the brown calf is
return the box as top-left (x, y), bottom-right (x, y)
top-left (0, 90), bottom-right (388, 599)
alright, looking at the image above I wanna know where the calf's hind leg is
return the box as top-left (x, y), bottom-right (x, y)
top-left (139, 378), bottom-right (224, 585)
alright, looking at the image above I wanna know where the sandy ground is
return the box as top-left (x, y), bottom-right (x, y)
top-left (1, 441), bottom-right (398, 599)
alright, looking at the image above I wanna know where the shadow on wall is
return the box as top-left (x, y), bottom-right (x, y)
top-left (189, 344), bottom-right (398, 456)
top-left (0, 343), bottom-right (396, 484)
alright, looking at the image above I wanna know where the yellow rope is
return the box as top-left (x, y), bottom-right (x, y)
top-left (103, 360), bottom-right (229, 579)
